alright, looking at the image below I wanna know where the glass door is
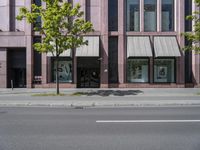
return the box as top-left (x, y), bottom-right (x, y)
top-left (77, 58), bottom-right (100, 88)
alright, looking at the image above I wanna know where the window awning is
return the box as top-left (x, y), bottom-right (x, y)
top-left (47, 50), bottom-right (71, 57)
top-left (154, 36), bottom-right (181, 57)
top-left (127, 36), bottom-right (153, 58)
top-left (76, 36), bottom-right (99, 57)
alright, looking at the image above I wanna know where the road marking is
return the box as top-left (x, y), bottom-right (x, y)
top-left (96, 120), bottom-right (200, 123)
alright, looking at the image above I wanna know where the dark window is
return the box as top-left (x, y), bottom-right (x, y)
top-left (185, 39), bottom-right (192, 83)
top-left (33, 0), bottom-right (41, 6)
top-left (185, 0), bottom-right (192, 32)
top-left (126, 0), bottom-right (140, 31)
top-left (109, 37), bottom-right (118, 83)
top-left (33, 37), bottom-right (42, 77)
top-left (109, 0), bottom-right (118, 31)
top-left (162, 0), bottom-right (174, 31)
top-left (33, 0), bottom-right (42, 29)
top-left (144, 0), bottom-right (157, 32)
top-left (86, 0), bottom-right (91, 22)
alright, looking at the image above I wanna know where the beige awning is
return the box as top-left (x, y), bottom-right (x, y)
top-left (76, 36), bottom-right (99, 57)
top-left (47, 50), bottom-right (71, 57)
top-left (127, 36), bottom-right (153, 57)
top-left (154, 36), bottom-right (181, 57)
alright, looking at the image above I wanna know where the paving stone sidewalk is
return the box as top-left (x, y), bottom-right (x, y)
top-left (0, 88), bottom-right (200, 107)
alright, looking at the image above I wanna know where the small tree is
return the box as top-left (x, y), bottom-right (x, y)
top-left (17, 0), bottom-right (93, 94)
top-left (183, 0), bottom-right (200, 53)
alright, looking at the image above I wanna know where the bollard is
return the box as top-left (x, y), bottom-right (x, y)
top-left (11, 80), bottom-right (13, 90)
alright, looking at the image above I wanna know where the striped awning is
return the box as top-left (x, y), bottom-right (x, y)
top-left (47, 50), bottom-right (71, 57)
top-left (76, 36), bottom-right (99, 57)
top-left (127, 36), bottom-right (153, 57)
top-left (154, 36), bottom-right (181, 57)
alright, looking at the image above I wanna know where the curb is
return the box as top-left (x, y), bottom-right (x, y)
top-left (0, 101), bottom-right (200, 108)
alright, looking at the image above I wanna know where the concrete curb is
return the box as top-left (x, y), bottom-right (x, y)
top-left (0, 100), bottom-right (200, 108)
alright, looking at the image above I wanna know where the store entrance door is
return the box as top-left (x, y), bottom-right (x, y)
top-left (12, 68), bottom-right (26, 88)
top-left (7, 49), bottom-right (26, 88)
top-left (77, 58), bottom-right (100, 88)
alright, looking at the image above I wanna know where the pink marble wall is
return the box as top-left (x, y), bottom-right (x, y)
top-left (15, 0), bottom-right (26, 31)
top-left (86, 0), bottom-right (101, 31)
top-left (192, 5), bottom-right (200, 87)
top-left (0, 0), bottom-right (10, 31)
top-left (25, 0), bottom-right (33, 88)
top-left (176, 0), bottom-right (185, 85)
top-left (118, 0), bottom-right (125, 84)
top-left (100, 0), bottom-right (108, 88)
top-left (0, 48), bottom-right (7, 88)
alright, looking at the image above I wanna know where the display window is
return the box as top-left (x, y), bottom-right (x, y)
top-left (51, 58), bottom-right (72, 83)
top-left (127, 59), bottom-right (149, 83)
top-left (154, 58), bottom-right (175, 83)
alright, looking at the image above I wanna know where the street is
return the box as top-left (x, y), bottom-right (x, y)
top-left (0, 106), bottom-right (200, 150)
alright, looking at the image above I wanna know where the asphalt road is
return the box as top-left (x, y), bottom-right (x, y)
top-left (0, 107), bottom-right (200, 150)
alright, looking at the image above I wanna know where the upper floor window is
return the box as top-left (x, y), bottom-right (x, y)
top-left (185, 0), bottom-right (192, 32)
top-left (33, 0), bottom-right (42, 29)
top-left (126, 0), bottom-right (140, 31)
top-left (33, 0), bottom-right (41, 6)
top-left (144, 0), bottom-right (157, 32)
top-left (109, 0), bottom-right (118, 31)
top-left (162, 0), bottom-right (174, 31)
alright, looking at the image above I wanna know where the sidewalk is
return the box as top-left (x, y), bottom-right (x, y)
top-left (0, 88), bottom-right (200, 107)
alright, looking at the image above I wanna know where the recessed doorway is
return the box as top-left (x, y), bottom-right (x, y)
top-left (77, 58), bottom-right (100, 88)
top-left (7, 49), bottom-right (26, 88)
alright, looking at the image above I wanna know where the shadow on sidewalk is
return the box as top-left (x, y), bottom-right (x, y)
top-left (73, 90), bottom-right (143, 97)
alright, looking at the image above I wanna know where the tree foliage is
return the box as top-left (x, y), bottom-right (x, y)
top-left (16, 0), bottom-right (93, 56)
top-left (183, 0), bottom-right (200, 53)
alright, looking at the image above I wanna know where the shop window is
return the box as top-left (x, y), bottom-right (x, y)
top-left (162, 0), bottom-right (174, 31)
top-left (154, 58), bottom-right (175, 83)
top-left (144, 0), bottom-right (157, 32)
top-left (51, 58), bottom-right (72, 83)
top-left (127, 59), bottom-right (149, 83)
top-left (126, 0), bottom-right (140, 31)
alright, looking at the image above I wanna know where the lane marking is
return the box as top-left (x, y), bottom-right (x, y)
top-left (96, 120), bottom-right (200, 123)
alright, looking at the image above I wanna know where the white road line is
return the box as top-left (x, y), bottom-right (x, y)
top-left (96, 120), bottom-right (200, 123)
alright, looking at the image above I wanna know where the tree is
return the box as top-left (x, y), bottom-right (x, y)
top-left (17, 0), bottom-right (93, 94)
top-left (183, 0), bottom-right (200, 53)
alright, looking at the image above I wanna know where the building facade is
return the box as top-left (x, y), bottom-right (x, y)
top-left (0, 0), bottom-right (199, 88)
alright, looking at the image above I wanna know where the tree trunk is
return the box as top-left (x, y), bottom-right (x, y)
top-left (55, 39), bottom-right (59, 95)
top-left (56, 55), bottom-right (60, 95)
